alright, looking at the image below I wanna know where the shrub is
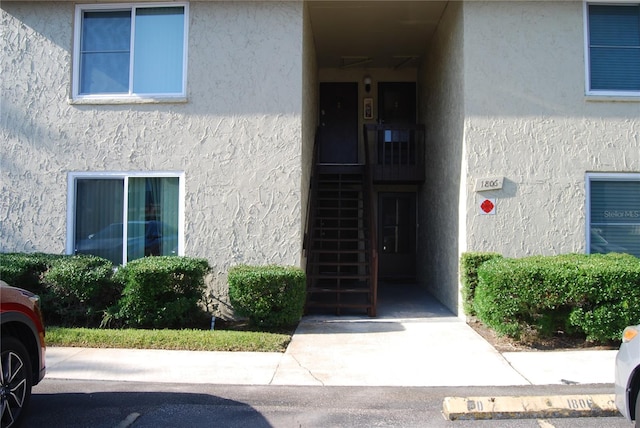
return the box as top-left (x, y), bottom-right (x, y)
top-left (111, 256), bottom-right (211, 329)
top-left (568, 253), bottom-right (640, 341)
top-left (0, 252), bottom-right (64, 294)
top-left (460, 252), bottom-right (502, 316)
top-left (228, 265), bottom-right (306, 328)
top-left (42, 255), bottom-right (121, 327)
top-left (474, 253), bottom-right (640, 342)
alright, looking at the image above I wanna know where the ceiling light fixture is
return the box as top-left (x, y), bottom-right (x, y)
top-left (363, 76), bottom-right (372, 93)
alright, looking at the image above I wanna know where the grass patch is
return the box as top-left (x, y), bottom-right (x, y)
top-left (46, 327), bottom-right (293, 353)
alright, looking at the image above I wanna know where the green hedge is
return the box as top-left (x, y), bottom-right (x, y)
top-left (0, 253), bottom-right (212, 330)
top-left (228, 265), bottom-right (306, 328)
top-left (0, 252), bottom-right (64, 295)
top-left (460, 252), bottom-right (502, 316)
top-left (474, 253), bottom-right (640, 342)
top-left (0, 253), bottom-right (116, 326)
top-left (110, 256), bottom-right (211, 329)
top-left (42, 255), bottom-right (122, 327)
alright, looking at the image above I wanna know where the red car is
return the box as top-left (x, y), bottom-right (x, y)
top-left (1, 280), bottom-right (46, 428)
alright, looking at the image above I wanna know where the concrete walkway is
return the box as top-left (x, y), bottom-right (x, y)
top-left (44, 285), bottom-right (618, 388)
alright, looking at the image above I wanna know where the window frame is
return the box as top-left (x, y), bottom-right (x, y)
top-left (583, 1), bottom-right (640, 98)
top-left (586, 172), bottom-right (640, 255)
top-left (66, 171), bottom-right (185, 264)
top-left (72, 2), bottom-right (189, 102)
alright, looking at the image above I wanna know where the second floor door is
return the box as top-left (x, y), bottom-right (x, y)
top-left (378, 82), bottom-right (416, 125)
top-left (319, 82), bottom-right (358, 163)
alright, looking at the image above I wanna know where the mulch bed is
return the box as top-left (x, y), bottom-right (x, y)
top-left (466, 316), bottom-right (619, 353)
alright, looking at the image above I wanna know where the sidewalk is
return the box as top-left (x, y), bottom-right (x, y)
top-left (44, 288), bottom-right (618, 388)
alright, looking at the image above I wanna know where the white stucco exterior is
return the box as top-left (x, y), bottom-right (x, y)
top-left (1, 0), bottom-right (638, 317)
top-left (463, 1), bottom-right (640, 260)
top-left (414, 1), bottom-right (639, 316)
top-left (1, 2), bottom-right (306, 306)
top-left (418, 1), bottom-right (466, 315)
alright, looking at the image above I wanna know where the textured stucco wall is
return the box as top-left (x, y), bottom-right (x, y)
top-left (418, 1), bottom-right (465, 316)
top-left (1, 2), bottom-right (306, 311)
top-left (300, 2), bottom-right (318, 268)
top-left (463, 1), bottom-right (640, 259)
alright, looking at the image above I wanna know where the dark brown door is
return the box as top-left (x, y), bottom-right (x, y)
top-left (378, 82), bottom-right (416, 125)
top-left (378, 192), bottom-right (417, 280)
top-left (319, 82), bottom-right (358, 163)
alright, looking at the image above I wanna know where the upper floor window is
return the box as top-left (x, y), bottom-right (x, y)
top-left (585, 3), bottom-right (640, 96)
top-left (73, 3), bottom-right (188, 100)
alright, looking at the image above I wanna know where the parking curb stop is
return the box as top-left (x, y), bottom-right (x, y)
top-left (442, 394), bottom-right (619, 420)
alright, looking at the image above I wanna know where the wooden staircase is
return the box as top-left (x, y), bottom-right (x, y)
top-left (304, 164), bottom-right (377, 316)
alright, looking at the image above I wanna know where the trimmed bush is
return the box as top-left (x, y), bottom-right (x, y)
top-left (0, 252), bottom-right (64, 294)
top-left (42, 255), bottom-right (121, 327)
top-left (111, 256), bottom-right (210, 329)
top-left (228, 265), bottom-right (306, 328)
top-left (474, 253), bottom-right (640, 342)
top-left (460, 252), bottom-right (502, 316)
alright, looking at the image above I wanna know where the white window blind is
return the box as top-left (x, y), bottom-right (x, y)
top-left (589, 177), bottom-right (640, 257)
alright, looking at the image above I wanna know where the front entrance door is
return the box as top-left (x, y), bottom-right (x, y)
top-left (378, 82), bottom-right (416, 125)
top-left (319, 82), bottom-right (358, 163)
top-left (378, 192), bottom-right (417, 280)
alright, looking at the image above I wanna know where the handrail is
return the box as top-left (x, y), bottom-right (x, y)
top-left (303, 128), bottom-right (321, 255)
top-left (362, 125), bottom-right (378, 317)
top-left (302, 129), bottom-right (320, 307)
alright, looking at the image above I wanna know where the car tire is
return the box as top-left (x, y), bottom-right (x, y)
top-left (1, 336), bottom-right (33, 428)
top-left (635, 390), bottom-right (640, 428)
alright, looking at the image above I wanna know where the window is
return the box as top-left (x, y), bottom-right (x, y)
top-left (67, 172), bottom-right (183, 265)
top-left (73, 3), bottom-right (188, 99)
top-left (585, 3), bottom-right (640, 95)
top-left (587, 174), bottom-right (640, 258)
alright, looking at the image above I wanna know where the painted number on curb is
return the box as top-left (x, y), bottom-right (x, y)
top-left (566, 398), bottom-right (593, 409)
top-left (467, 400), bottom-right (484, 411)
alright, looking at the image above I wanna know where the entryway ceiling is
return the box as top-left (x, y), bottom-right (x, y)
top-left (308, 1), bottom-right (448, 69)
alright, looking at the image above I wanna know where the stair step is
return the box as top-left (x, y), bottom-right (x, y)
top-left (311, 238), bottom-right (368, 244)
top-left (305, 302), bottom-right (373, 310)
top-left (312, 245), bottom-right (367, 250)
top-left (311, 251), bottom-right (369, 254)
top-left (316, 206), bottom-right (362, 209)
top-left (314, 227), bottom-right (360, 232)
top-left (310, 262), bottom-right (369, 270)
top-left (307, 288), bottom-right (372, 294)
top-left (316, 195), bottom-right (362, 206)
top-left (315, 217), bottom-right (361, 222)
top-left (305, 161), bottom-right (375, 316)
top-left (308, 275), bottom-right (371, 281)
top-left (316, 165), bottom-right (365, 174)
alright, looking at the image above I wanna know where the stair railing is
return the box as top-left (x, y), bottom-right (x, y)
top-left (303, 128), bottom-right (321, 256)
top-left (364, 124), bottom-right (425, 183)
top-left (303, 128), bottom-right (321, 300)
top-left (362, 125), bottom-right (378, 316)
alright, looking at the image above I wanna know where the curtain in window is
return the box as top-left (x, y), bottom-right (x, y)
top-left (127, 177), bottom-right (179, 261)
top-left (133, 7), bottom-right (185, 94)
top-left (74, 179), bottom-right (125, 264)
top-left (127, 178), bottom-right (147, 260)
top-left (590, 180), bottom-right (640, 258)
top-left (589, 5), bottom-right (640, 91)
top-left (80, 11), bottom-right (131, 94)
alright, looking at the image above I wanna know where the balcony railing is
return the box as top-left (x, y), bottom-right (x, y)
top-left (363, 124), bottom-right (425, 183)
